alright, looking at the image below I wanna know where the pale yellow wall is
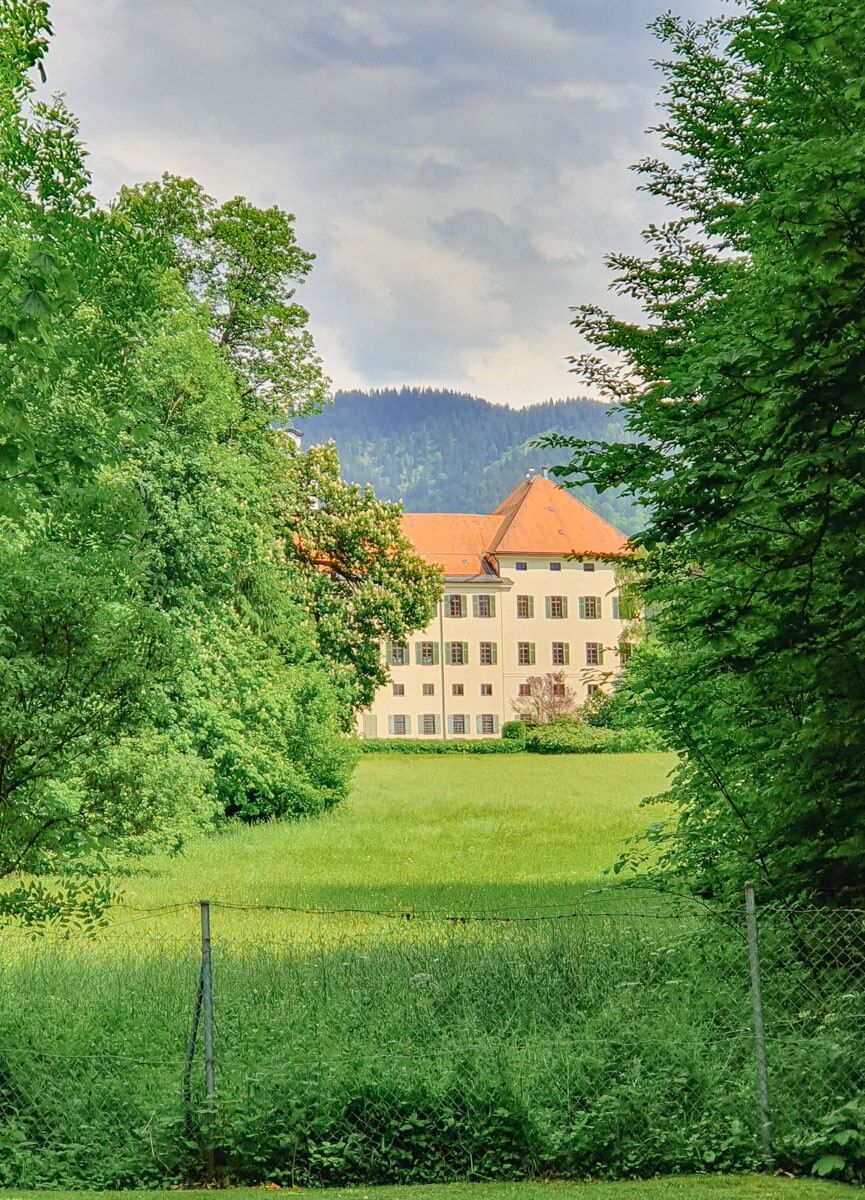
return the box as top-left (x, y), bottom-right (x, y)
top-left (358, 554), bottom-right (633, 739)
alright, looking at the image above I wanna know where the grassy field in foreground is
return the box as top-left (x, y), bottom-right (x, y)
top-left (104, 751), bottom-right (675, 942)
top-left (2, 1176), bottom-right (858, 1198)
top-left (6, 751), bottom-right (851, 1189)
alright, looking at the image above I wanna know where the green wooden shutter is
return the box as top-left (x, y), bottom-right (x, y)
top-left (612, 596), bottom-right (620, 620)
top-left (475, 715), bottom-right (483, 735)
top-left (598, 646), bottom-right (605, 665)
top-left (405, 716), bottom-right (412, 733)
top-left (561, 596), bottom-right (569, 619)
top-left (529, 643), bottom-right (536, 666)
top-left (563, 643), bottom-right (570, 666)
top-left (489, 596), bottom-right (496, 617)
top-left (492, 716), bottom-right (500, 734)
top-left (447, 715), bottom-right (455, 734)
top-left (414, 642), bottom-right (422, 664)
top-left (579, 597), bottom-right (586, 619)
top-left (594, 596), bottom-right (601, 618)
top-left (462, 641), bottom-right (469, 664)
top-left (528, 596), bottom-right (534, 618)
top-left (545, 596), bottom-right (552, 619)
top-left (433, 642), bottom-right (440, 665)
top-left (385, 641), bottom-right (393, 663)
top-left (444, 641), bottom-right (452, 664)
top-left (490, 643), bottom-right (498, 665)
top-left (472, 595), bottom-right (480, 617)
top-left (388, 716), bottom-right (395, 735)
top-left (460, 595), bottom-right (467, 617)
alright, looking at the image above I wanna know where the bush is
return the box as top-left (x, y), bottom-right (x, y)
top-left (501, 721), bottom-right (527, 743)
top-left (359, 739), bottom-right (521, 755)
top-left (525, 723), bottom-right (615, 754)
top-left (604, 726), bottom-right (668, 753)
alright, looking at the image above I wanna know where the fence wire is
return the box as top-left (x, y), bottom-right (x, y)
top-left (0, 894), bottom-right (862, 1188)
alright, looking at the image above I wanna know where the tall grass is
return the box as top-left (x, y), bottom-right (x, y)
top-left (1, 913), bottom-right (764, 1187)
top-left (1, 755), bottom-right (859, 1187)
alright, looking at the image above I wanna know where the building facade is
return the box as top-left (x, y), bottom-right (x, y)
top-left (358, 475), bottom-right (635, 739)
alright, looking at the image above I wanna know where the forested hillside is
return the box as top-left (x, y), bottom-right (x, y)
top-left (298, 388), bottom-right (644, 533)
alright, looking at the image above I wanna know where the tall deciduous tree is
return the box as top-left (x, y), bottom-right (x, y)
top-left (549, 0), bottom-right (865, 903)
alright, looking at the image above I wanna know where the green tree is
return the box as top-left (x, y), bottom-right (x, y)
top-left (549, 0), bottom-right (865, 903)
top-left (280, 442), bottom-right (443, 712)
top-left (0, 2), bottom-right (362, 924)
top-left (116, 174), bottom-right (328, 419)
top-left (117, 182), bottom-right (443, 718)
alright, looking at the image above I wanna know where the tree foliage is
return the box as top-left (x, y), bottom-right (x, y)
top-left (549, 0), bottom-right (865, 903)
top-left (0, 2), bottom-right (437, 924)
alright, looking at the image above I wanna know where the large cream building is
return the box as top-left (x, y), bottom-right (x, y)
top-left (359, 474), bottom-right (634, 740)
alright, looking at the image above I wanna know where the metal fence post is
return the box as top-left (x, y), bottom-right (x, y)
top-left (745, 882), bottom-right (773, 1166)
top-left (200, 900), bottom-right (216, 1179)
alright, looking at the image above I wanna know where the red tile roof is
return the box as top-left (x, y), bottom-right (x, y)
top-left (401, 476), bottom-right (629, 576)
top-left (490, 475), bottom-right (629, 558)
top-left (401, 513), bottom-right (502, 577)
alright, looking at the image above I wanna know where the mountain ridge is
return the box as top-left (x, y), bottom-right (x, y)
top-left (298, 387), bottom-right (643, 535)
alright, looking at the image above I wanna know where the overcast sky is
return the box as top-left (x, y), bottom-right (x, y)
top-left (44, 0), bottom-right (719, 408)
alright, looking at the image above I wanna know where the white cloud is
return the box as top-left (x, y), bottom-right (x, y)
top-left (44, 0), bottom-right (718, 408)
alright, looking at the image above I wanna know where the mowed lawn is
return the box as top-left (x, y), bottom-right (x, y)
top-left (3, 1177), bottom-right (858, 1199)
top-left (113, 752), bottom-right (675, 933)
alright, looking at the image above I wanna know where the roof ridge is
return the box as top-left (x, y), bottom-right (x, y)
top-left (487, 477), bottom-right (533, 551)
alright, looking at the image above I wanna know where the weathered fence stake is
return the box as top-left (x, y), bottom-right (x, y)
top-left (745, 882), bottom-right (773, 1166)
top-left (200, 900), bottom-right (216, 1103)
top-left (182, 960), bottom-right (204, 1137)
top-left (200, 899), bottom-right (216, 1180)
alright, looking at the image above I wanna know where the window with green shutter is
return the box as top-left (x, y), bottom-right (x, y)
top-left (416, 641), bottom-right (439, 665)
top-left (552, 641), bottom-right (570, 666)
top-left (517, 595), bottom-right (534, 618)
top-left (585, 642), bottom-right (604, 666)
top-left (479, 641), bottom-right (497, 665)
top-left (579, 597), bottom-right (601, 619)
top-left (473, 594), bottom-right (496, 618)
top-left (446, 594), bottom-right (466, 618)
top-left (518, 641), bottom-right (536, 666)
top-left (446, 641), bottom-right (468, 666)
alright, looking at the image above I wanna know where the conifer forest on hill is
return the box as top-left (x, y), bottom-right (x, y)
top-left (298, 388), bottom-right (643, 534)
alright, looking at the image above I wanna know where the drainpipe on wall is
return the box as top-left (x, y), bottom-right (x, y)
top-left (438, 597), bottom-right (447, 740)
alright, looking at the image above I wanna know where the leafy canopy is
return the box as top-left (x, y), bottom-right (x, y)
top-left (548, 0), bottom-right (865, 903)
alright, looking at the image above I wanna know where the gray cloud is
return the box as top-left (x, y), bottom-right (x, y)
top-left (44, 0), bottom-right (721, 406)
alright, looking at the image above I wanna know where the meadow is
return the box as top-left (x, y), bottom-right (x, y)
top-left (0, 753), bottom-right (858, 1190)
top-left (111, 751), bottom-right (677, 932)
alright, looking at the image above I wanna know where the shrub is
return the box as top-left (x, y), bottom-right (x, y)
top-left (359, 739), bottom-right (521, 755)
top-left (525, 723), bottom-right (615, 754)
top-left (501, 721), bottom-right (527, 743)
top-left (604, 726), bottom-right (668, 753)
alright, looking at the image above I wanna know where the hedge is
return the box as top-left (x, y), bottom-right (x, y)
top-left (359, 725), bottom-right (662, 754)
top-left (359, 739), bottom-right (521, 754)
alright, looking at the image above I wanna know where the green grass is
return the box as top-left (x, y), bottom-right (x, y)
top-left (1, 1178), bottom-right (858, 1198)
top-left (1, 752), bottom-right (860, 1189)
top-left (106, 752), bottom-right (675, 942)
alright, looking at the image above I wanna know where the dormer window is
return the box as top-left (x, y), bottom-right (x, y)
top-left (549, 562), bottom-right (562, 571)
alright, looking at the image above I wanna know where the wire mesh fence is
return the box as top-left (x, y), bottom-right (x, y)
top-left (0, 889), bottom-right (862, 1187)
